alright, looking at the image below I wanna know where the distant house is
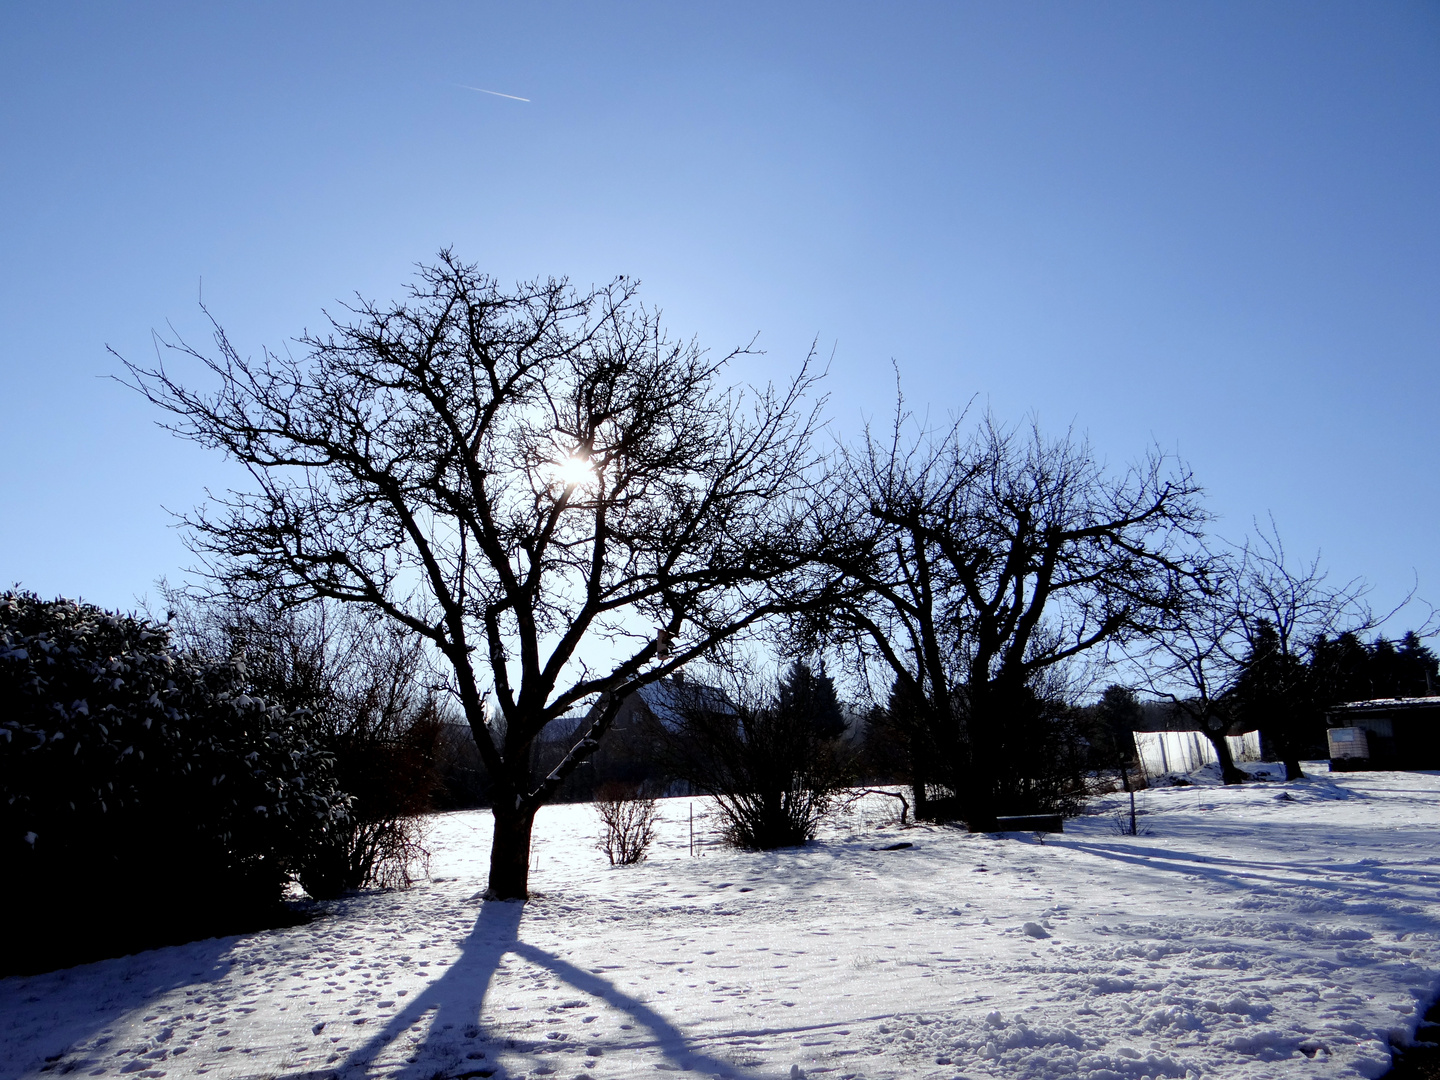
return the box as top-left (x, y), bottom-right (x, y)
top-left (534, 675), bottom-right (737, 800)
top-left (1326, 697), bottom-right (1440, 771)
top-left (616, 675), bottom-right (737, 733)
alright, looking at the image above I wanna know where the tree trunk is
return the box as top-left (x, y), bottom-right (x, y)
top-left (964, 796), bottom-right (997, 833)
top-left (487, 804), bottom-right (537, 900)
top-left (1262, 725), bottom-right (1305, 782)
top-left (909, 722), bottom-right (932, 821)
top-left (962, 752), bottom-right (998, 832)
top-left (1201, 728), bottom-right (1247, 785)
top-left (964, 809), bottom-right (995, 832)
top-left (911, 776), bottom-right (929, 821)
top-left (962, 686), bottom-right (1000, 832)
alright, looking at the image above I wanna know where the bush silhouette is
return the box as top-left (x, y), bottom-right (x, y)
top-left (0, 591), bottom-right (349, 973)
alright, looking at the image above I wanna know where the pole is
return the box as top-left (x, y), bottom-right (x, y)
top-left (689, 802), bottom-right (694, 856)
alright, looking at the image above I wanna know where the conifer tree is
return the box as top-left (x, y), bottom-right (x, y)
top-left (778, 659), bottom-right (846, 739)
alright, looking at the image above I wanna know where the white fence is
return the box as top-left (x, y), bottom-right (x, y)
top-left (1132, 729), bottom-right (1262, 779)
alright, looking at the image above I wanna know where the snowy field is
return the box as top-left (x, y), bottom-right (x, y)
top-left (6, 767), bottom-right (1440, 1080)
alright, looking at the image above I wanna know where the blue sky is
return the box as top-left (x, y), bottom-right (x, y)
top-left (2, 2), bottom-right (1437, 632)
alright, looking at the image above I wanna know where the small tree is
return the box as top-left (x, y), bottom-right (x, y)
top-left (1230, 523), bottom-right (1383, 780)
top-left (856, 679), bottom-right (938, 812)
top-left (1136, 521), bottom-right (1409, 783)
top-left (1136, 560), bottom-right (1249, 785)
top-left (593, 781), bottom-right (659, 865)
top-left (1093, 685), bottom-right (1142, 833)
top-left (777, 659), bottom-right (847, 738)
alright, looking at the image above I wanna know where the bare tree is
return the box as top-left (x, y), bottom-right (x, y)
top-left (1134, 519), bottom-right (1409, 784)
top-left (813, 407), bottom-right (1207, 829)
top-left (1230, 521), bottom-right (1384, 781)
top-left (1132, 554), bottom-right (1249, 784)
top-left (122, 253), bottom-right (827, 899)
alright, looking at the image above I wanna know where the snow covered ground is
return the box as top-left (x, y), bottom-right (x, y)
top-left (6, 766), bottom-right (1440, 1080)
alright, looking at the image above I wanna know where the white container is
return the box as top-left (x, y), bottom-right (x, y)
top-left (1327, 726), bottom-right (1370, 761)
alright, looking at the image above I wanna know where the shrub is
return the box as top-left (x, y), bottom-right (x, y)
top-left (296, 720), bottom-right (437, 897)
top-left (163, 592), bottom-right (441, 898)
top-left (593, 781), bottom-right (659, 865)
top-left (0, 591), bottom-right (349, 972)
top-left (663, 669), bottom-right (851, 850)
top-left (982, 681), bottom-right (1091, 819)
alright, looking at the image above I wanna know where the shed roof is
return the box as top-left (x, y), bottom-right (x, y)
top-left (1324, 696), bottom-right (1440, 714)
top-left (1328, 696), bottom-right (1440, 719)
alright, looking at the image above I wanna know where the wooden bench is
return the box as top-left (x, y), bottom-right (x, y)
top-left (993, 814), bottom-right (1063, 833)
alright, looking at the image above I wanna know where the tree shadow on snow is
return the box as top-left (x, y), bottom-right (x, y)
top-left (1052, 833), bottom-right (1440, 918)
top-left (0, 936), bottom-right (237, 1080)
top-left (317, 899), bottom-right (763, 1080)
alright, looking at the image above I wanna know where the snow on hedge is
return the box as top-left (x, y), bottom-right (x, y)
top-left (0, 591), bottom-right (349, 904)
top-left (4, 767), bottom-right (1440, 1080)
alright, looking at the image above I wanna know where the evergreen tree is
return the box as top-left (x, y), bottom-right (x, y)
top-left (777, 659), bottom-right (847, 739)
top-left (1093, 684), bottom-right (1141, 764)
top-left (1393, 632), bottom-right (1437, 697)
top-left (877, 676), bottom-right (945, 819)
top-left (1230, 620), bottom-right (1315, 776)
top-left (1311, 630), bottom-right (1436, 706)
top-left (1311, 631), bottom-right (1374, 706)
top-left (1094, 684), bottom-right (1142, 833)
top-left (1370, 637), bottom-right (1402, 696)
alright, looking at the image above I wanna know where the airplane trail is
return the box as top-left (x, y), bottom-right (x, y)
top-left (459, 84), bottom-right (531, 102)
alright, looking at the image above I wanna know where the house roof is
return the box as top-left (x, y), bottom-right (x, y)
top-left (633, 677), bottom-right (736, 730)
top-left (533, 677), bottom-right (736, 744)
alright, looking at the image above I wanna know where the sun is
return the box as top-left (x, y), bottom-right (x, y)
top-left (555, 454), bottom-right (596, 489)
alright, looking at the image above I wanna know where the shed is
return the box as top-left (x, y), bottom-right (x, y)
top-left (1326, 697), bottom-right (1440, 771)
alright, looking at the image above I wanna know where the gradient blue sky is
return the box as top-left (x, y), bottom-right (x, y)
top-left (2, 2), bottom-right (1437, 630)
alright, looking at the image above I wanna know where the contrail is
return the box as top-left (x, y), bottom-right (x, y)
top-left (458, 84), bottom-right (531, 102)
